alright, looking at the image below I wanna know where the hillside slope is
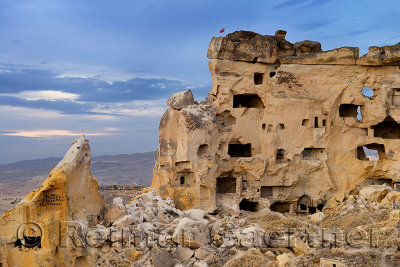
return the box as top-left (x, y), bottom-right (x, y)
top-left (0, 151), bottom-right (156, 186)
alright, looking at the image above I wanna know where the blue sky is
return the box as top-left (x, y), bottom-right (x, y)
top-left (0, 0), bottom-right (399, 163)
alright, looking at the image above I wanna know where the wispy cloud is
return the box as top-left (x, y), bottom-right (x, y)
top-left (2, 130), bottom-right (112, 138)
top-left (0, 90), bottom-right (80, 101)
top-left (0, 105), bottom-right (64, 118)
top-left (91, 99), bottom-right (167, 117)
top-left (0, 105), bottom-right (117, 121)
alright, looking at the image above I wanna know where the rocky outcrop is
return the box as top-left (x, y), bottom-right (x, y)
top-left (358, 42), bottom-right (400, 65)
top-left (167, 90), bottom-right (196, 110)
top-left (0, 136), bottom-right (103, 266)
top-left (152, 29), bottom-right (400, 214)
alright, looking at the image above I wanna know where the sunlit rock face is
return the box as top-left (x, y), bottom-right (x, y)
top-left (0, 136), bottom-right (103, 267)
top-left (152, 30), bottom-right (400, 212)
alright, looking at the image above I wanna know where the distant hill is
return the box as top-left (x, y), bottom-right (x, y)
top-left (0, 152), bottom-right (156, 186)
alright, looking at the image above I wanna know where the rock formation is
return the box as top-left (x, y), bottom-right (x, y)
top-left (0, 135), bottom-right (399, 266)
top-left (0, 136), bottom-right (103, 266)
top-left (152, 30), bottom-right (400, 212)
top-left (1, 30), bottom-right (400, 266)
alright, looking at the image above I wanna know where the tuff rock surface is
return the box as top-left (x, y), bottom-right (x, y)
top-left (0, 136), bottom-right (103, 266)
top-left (152, 30), bottom-right (400, 214)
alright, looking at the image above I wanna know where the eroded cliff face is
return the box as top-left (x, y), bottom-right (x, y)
top-left (152, 30), bottom-right (400, 212)
top-left (0, 136), bottom-right (103, 267)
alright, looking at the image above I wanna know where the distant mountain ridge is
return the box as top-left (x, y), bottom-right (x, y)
top-left (0, 151), bottom-right (156, 186)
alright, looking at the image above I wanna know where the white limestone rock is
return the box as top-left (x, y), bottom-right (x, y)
top-left (172, 217), bottom-right (210, 249)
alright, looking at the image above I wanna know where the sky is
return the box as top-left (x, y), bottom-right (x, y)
top-left (0, 0), bottom-right (399, 164)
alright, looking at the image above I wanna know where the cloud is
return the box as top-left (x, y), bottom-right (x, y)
top-left (2, 130), bottom-right (112, 138)
top-left (0, 65), bottom-right (202, 104)
top-left (0, 90), bottom-right (80, 101)
top-left (0, 105), bottom-right (64, 118)
top-left (91, 99), bottom-right (167, 117)
top-left (0, 105), bottom-right (117, 121)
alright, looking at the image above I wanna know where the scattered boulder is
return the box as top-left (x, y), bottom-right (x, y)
top-left (324, 193), bottom-right (346, 209)
top-left (381, 191), bottom-right (400, 204)
top-left (194, 246), bottom-right (215, 261)
top-left (276, 252), bottom-right (295, 267)
top-left (112, 214), bottom-right (134, 228)
top-left (224, 248), bottom-right (270, 267)
top-left (184, 209), bottom-right (205, 220)
top-left (104, 197), bottom-right (127, 226)
top-left (172, 246), bottom-right (194, 262)
top-left (172, 217), bottom-right (210, 248)
top-left (193, 261), bottom-right (208, 267)
top-left (152, 249), bottom-right (175, 267)
top-left (236, 225), bottom-right (268, 248)
top-left (124, 248), bottom-right (142, 262)
top-left (310, 212), bottom-right (325, 223)
top-left (360, 185), bottom-right (392, 202)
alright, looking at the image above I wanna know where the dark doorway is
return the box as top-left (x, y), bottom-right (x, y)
top-left (239, 199), bottom-right (259, 212)
top-left (233, 94), bottom-right (264, 108)
top-left (371, 116), bottom-right (400, 139)
top-left (339, 104), bottom-right (360, 117)
top-left (270, 202), bottom-right (291, 213)
top-left (254, 73), bottom-right (264, 85)
top-left (276, 149), bottom-right (285, 163)
top-left (228, 144), bottom-right (252, 157)
top-left (357, 143), bottom-right (385, 161)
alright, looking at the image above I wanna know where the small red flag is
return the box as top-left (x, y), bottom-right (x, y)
top-left (220, 28), bottom-right (225, 34)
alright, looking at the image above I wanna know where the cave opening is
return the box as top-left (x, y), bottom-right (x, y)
top-left (254, 73), bottom-right (264, 85)
top-left (228, 144), bottom-right (252, 157)
top-left (197, 144), bottom-right (208, 157)
top-left (276, 149), bottom-right (285, 164)
top-left (308, 207), bottom-right (317, 214)
top-left (339, 104), bottom-right (361, 118)
top-left (302, 119), bottom-right (311, 127)
top-left (357, 143), bottom-right (385, 161)
top-left (239, 199), bottom-right (259, 212)
top-left (301, 148), bottom-right (324, 160)
top-left (317, 204), bottom-right (324, 212)
top-left (233, 94), bottom-right (264, 108)
top-left (371, 116), bottom-right (400, 139)
top-left (270, 202), bottom-right (291, 213)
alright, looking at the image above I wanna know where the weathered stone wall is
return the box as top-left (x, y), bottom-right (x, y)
top-left (152, 30), bottom-right (400, 212)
